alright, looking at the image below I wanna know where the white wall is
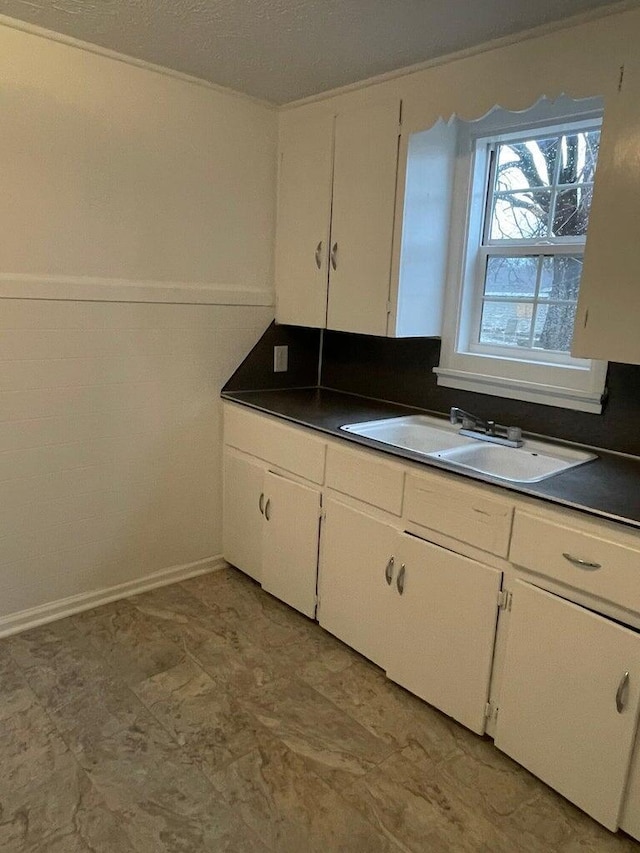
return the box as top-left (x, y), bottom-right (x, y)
top-left (0, 23), bottom-right (276, 289)
top-left (0, 22), bottom-right (277, 632)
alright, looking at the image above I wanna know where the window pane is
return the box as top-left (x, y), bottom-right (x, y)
top-left (490, 190), bottom-right (551, 240)
top-left (552, 186), bottom-right (594, 237)
top-left (484, 256), bottom-right (538, 297)
top-left (533, 302), bottom-right (577, 352)
top-left (539, 256), bottom-right (583, 300)
top-left (557, 130), bottom-right (600, 184)
top-left (479, 301), bottom-right (533, 347)
top-left (495, 137), bottom-right (558, 191)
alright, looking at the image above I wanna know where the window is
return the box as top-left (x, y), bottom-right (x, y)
top-left (435, 99), bottom-right (608, 413)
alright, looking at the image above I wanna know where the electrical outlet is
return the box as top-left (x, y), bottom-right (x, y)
top-left (273, 345), bottom-right (289, 372)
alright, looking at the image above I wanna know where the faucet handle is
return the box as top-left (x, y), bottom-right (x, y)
top-left (507, 426), bottom-right (522, 443)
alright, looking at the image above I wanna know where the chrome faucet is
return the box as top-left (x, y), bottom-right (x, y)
top-left (450, 407), bottom-right (523, 448)
top-left (450, 407), bottom-right (492, 432)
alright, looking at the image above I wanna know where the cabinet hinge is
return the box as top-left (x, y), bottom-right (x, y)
top-left (319, 508), bottom-right (326, 520)
top-left (497, 589), bottom-right (512, 611)
top-left (485, 701), bottom-right (498, 721)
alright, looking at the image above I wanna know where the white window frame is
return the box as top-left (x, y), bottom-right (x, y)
top-left (435, 100), bottom-right (608, 414)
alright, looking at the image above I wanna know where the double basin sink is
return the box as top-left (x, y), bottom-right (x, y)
top-left (341, 415), bottom-right (596, 484)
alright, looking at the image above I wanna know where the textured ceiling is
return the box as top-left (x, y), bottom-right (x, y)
top-left (0, 0), bottom-right (623, 103)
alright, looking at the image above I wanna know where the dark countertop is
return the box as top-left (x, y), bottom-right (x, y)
top-left (222, 387), bottom-right (640, 530)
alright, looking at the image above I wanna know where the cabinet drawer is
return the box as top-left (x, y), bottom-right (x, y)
top-left (510, 510), bottom-right (640, 613)
top-left (224, 405), bottom-right (326, 484)
top-left (326, 444), bottom-right (404, 515)
top-left (404, 472), bottom-right (514, 556)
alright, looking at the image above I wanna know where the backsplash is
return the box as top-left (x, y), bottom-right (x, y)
top-left (224, 321), bottom-right (320, 392)
top-left (322, 331), bottom-right (640, 457)
top-left (224, 322), bottom-right (640, 457)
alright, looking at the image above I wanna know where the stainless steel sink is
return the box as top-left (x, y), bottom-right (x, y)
top-left (341, 415), bottom-right (596, 483)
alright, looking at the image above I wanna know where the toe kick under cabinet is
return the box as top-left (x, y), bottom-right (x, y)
top-left (222, 402), bottom-right (640, 839)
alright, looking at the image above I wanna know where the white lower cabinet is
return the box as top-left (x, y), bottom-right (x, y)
top-left (222, 446), bottom-right (321, 618)
top-left (387, 532), bottom-right (503, 735)
top-left (495, 580), bottom-right (640, 831)
top-left (318, 497), bottom-right (397, 668)
top-left (223, 447), bottom-right (265, 582)
top-left (223, 405), bottom-right (640, 838)
top-left (319, 497), bottom-right (502, 733)
top-left (261, 470), bottom-right (321, 618)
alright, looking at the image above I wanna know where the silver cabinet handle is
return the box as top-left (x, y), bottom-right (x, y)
top-left (616, 671), bottom-right (630, 713)
top-left (258, 493), bottom-right (265, 515)
top-left (384, 556), bottom-right (394, 586)
top-left (562, 552), bottom-right (602, 570)
top-left (330, 242), bottom-right (338, 271)
top-left (396, 563), bottom-right (406, 596)
top-left (314, 241), bottom-right (323, 270)
top-left (264, 498), bottom-right (271, 521)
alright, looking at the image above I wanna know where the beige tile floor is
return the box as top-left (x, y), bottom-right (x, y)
top-left (1, 566), bottom-right (639, 852)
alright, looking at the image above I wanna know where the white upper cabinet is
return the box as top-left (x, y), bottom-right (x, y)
top-left (326, 101), bottom-right (401, 336)
top-left (572, 61), bottom-right (640, 364)
top-left (276, 100), bottom-right (402, 336)
top-left (273, 10), bottom-right (640, 352)
top-left (274, 111), bottom-right (334, 328)
top-left (275, 99), bottom-right (452, 337)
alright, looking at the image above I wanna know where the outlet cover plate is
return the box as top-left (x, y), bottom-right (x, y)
top-left (273, 345), bottom-right (289, 372)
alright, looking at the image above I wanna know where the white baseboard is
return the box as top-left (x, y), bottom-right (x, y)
top-left (0, 555), bottom-right (228, 639)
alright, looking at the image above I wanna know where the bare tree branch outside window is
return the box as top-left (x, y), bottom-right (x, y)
top-left (478, 126), bottom-right (600, 352)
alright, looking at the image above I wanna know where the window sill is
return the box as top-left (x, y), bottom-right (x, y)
top-left (433, 366), bottom-right (604, 414)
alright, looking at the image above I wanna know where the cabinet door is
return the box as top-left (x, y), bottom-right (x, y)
top-left (495, 581), bottom-right (640, 830)
top-left (261, 471), bottom-right (321, 618)
top-left (572, 62), bottom-right (640, 364)
top-left (387, 533), bottom-right (502, 734)
top-left (318, 497), bottom-right (397, 669)
top-left (275, 111), bottom-right (334, 329)
top-left (327, 100), bottom-right (401, 337)
top-left (223, 448), bottom-right (264, 582)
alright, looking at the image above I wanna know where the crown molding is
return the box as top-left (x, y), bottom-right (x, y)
top-left (281, 0), bottom-right (639, 109)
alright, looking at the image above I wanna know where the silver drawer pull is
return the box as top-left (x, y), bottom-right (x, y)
top-left (330, 242), bottom-right (338, 271)
top-left (258, 493), bottom-right (265, 515)
top-left (384, 556), bottom-right (394, 586)
top-left (562, 552), bottom-right (602, 571)
top-left (616, 671), bottom-right (630, 713)
top-left (396, 563), bottom-right (406, 596)
top-left (314, 241), bottom-right (323, 269)
top-left (264, 498), bottom-right (271, 521)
